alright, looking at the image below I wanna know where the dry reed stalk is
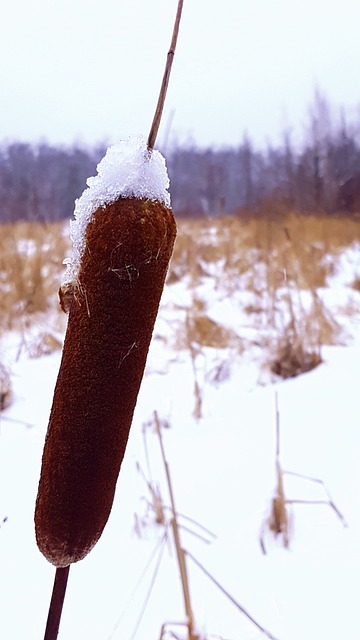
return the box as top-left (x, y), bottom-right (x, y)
top-left (184, 314), bottom-right (203, 421)
top-left (185, 549), bottom-right (280, 640)
top-left (154, 412), bottom-right (199, 640)
top-left (266, 393), bottom-right (290, 548)
top-left (148, 0), bottom-right (184, 150)
top-left (267, 459), bottom-right (290, 548)
top-left (262, 392), bottom-right (347, 553)
top-left (136, 460), bottom-right (166, 528)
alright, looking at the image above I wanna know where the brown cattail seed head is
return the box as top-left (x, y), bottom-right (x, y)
top-left (35, 196), bottom-right (176, 566)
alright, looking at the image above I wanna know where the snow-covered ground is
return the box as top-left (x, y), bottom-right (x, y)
top-left (1, 245), bottom-right (360, 640)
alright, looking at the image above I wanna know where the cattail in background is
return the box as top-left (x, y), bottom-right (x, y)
top-left (35, 138), bottom-right (177, 567)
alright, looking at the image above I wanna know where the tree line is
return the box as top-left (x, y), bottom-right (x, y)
top-left (1, 95), bottom-right (360, 222)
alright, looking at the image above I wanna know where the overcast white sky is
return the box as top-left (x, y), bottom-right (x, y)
top-left (1, 0), bottom-right (360, 149)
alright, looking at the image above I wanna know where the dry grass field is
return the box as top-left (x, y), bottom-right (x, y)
top-left (1, 211), bottom-right (360, 378)
top-left (1, 210), bottom-right (360, 640)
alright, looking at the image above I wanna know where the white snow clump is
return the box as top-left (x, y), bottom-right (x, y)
top-left (63, 135), bottom-right (171, 283)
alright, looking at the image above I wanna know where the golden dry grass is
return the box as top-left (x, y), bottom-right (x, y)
top-left (168, 212), bottom-right (360, 379)
top-left (1, 212), bottom-right (359, 378)
top-left (0, 221), bottom-right (69, 332)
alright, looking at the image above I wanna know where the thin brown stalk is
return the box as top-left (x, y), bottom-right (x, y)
top-left (44, 566), bottom-right (70, 640)
top-left (154, 411), bottom-right (198, 640)
top-left (185, 549), bottom-right (280, 640)
top-left (147, 0), bottom-right (184, 150)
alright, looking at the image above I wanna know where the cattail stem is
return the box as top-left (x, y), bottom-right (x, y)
top-left (147, 0), bottom-right (184, 150)
top-left (44, 566), bottom-right (70, 640)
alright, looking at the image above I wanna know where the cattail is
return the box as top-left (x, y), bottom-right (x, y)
top-left (35, 138), bottom-right (177, 567)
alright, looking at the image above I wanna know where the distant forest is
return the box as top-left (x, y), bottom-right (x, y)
top-left (1, 94), bottom-right (360, 222)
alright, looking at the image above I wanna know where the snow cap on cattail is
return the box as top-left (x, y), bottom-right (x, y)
top-left (63, 135), bottom-right (171, 284)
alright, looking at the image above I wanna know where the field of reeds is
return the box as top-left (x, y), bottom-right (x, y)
top-left (1, 210), bottom-right (360, 418)
top-left (1, 213), bottom-right (360, 374)
top-left (1, 210), bottom-right (360, 640)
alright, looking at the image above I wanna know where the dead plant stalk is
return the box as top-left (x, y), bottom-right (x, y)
top-left (154, 411), bottom-right (198, 640)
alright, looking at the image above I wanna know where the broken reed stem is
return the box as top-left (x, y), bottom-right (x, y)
top-left (147, 0), bottom-right (184, 150)
top-left (44, 566), bottom-right (70, 640)
top-left (154, 411), bottom-right (198, 640)
top-left (185, 549), bottom-right (280, 640)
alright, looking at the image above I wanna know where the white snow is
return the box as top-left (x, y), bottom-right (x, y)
top-left (63, 136), bottom-right (171, 283)
top-left (1, 241), bottom-right (360, 640)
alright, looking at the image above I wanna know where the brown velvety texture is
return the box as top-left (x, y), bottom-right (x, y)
top-left (35, 198), bottom-right (176, 566)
